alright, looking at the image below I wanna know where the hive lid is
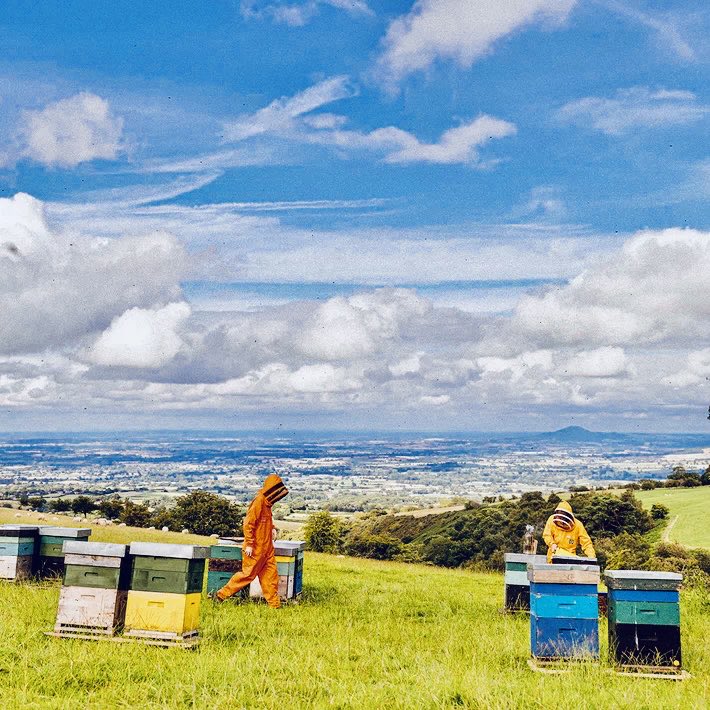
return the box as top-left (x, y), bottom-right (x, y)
top-left (39, 526), bottom-right (91, 537)
top-left (604, 569), bottom-right (682, 590)
top-left (504, 553), bottom-right (547, 564)
top-left (62, 541), bottom-right (128, 557)
top-left (275, 540), bottom-right (306, 551)
top-left (528, 562), bottom-right (600, 584)
top-left (0, 524), bottom-right (40, 537)
top-left (552, 554), bottom-right (598, 565)
top-left (129, 542), bottom-right (210, 559)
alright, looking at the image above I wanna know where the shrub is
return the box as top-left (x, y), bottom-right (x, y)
top-left (166, 491), bottom-right (243, 536)
top-left (344, 533), bottom-right (404, 561)
top-left (119, 500), bottom-right (152, 527)
top-left (71, 496), bottom-right (96, 517)
top-left (304, 511), bottom-right (347, 553)
top-left (651, 503), bottom-right (669, 520)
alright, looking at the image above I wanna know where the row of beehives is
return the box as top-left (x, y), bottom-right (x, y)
top-left (207, 537), bottom-right (305, 600)
top-left (50, 538), bottom-right (306, 646)
top-left (0, 524), bottom-right (91, 580)
top-left (505, 554), bottom-right (683, 672)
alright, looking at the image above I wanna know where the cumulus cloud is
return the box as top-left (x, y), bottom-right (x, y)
top-left (511, 228), bottom-right (710, 348)
top-left (0, 193), bottom-right (185, 354)
top-left (564, 347), bottom-right (630, 378)
top-left (557, 87), bottom-right (709, 135)
top-left (87, 302), bottom-right (191, 368)
top-left (19, 93), bottom-right (124, 167)
top-left (377, 0), bottom-right (576, 85)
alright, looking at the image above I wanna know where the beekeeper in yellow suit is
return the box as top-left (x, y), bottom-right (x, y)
top-left (542, 501), bottom-right (595, 562)
top-left (212, 473), bottom-right (289, 608)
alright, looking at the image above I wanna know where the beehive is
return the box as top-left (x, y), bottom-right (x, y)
top-left (54, 541), bottom-right (131, 636)
top-left (528, 562), bottom-right (600, 660)
top-left (0, 525), bottom-right (38, 581)
top-left (125, 543), bottom-right (208, 640)
top-left (503, 553), bottom-right (546, 611)
top-left (38, 526), bottom-right (91, 578)
top-left (605, 570), bottom-right (682, 669)
top-left (206, 544), bottom-right (248, 599)
top-left (213, 538), bottom-right (305, 601)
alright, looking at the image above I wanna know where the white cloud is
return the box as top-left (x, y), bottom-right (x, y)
top-left (557, 87), bottom-right (709, 135)
top-left (380, 115), bottom-right (516, 165)
top-left (241, 0), bottom-right (372, 26)
top-left (19, 93), bottom-right (124, 167)
top-left (219, 78), bottom-right (514, 166)
top-left (0, 193), bottom-right (185, 354)
top-left (377, 0), bottom-right (576, 85)
top-left (222, 76), bottom-right (355, 142)
top-left (87, 302), bottom-right (191, 368)
top-left (564, 347), bottom-right (630, 378)
top-left (511, 228), bottom-right (710, 347)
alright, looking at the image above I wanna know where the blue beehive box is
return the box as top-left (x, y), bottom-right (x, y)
top-left (528, 563), bottom-right (600, 660)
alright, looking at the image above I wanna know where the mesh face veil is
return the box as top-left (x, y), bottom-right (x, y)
top-left (552, 508), bottom-right (575, 531)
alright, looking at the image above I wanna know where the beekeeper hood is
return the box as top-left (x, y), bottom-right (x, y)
top-left (261, 473), bottom-right (289, 506)
top-left (552, 501), bottom-right (575, 532)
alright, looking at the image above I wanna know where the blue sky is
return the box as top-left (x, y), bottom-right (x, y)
top-left (0, 1), bottom-right (708, 432)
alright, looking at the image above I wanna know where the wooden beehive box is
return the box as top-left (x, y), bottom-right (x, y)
top-left (38, 527), bottom-right (91, 578)
top-left (605, 570), bottom-right (683, 669)
top-left (54, 541), bottom-right (131, 636)
top-left (528, 563), bottom-right (600, 660)
top-left (0, 525), bottom-right (38, 581)
top-left (503, 553), bottom-right (546, 612)
top-left (125, 543), bottom-right (208, 639)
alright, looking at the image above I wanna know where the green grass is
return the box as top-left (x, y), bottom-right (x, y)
top-left (636, 487), bottom-right (710, 549)
top-left (0, 516), bottom-right (709, 708)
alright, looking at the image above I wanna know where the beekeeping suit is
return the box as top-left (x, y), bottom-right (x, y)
top-left (542, 501), bottom-right (595, 562)
top-left (215, 474), bottom-right (289, 608)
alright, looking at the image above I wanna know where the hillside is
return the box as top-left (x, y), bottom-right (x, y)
top-left (0, 513), bottom-right (708, 708)
top-left (636, 487), bottom-right (710, 549)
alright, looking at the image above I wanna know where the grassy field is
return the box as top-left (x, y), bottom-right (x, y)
top-left (0, 511), bottom-right (708, 708)
top-left (636, 487), bottom-right (710, 549)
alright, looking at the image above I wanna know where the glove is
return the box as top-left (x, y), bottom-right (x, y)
top-left (244, 545), bottom-right (254, 558)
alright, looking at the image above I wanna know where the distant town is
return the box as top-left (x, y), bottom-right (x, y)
top-left (2, 429), bottom-right (708, 513)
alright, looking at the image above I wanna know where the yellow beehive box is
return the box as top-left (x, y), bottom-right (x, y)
top-left (124, 590), bottom-right (201, 635)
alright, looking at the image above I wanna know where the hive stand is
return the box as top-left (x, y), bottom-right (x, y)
top-left (605, 569), bottom-right (689, 680)
top-left (49, 541), bottom-right (132, 639)
top-left (124, 542), bottom-right (209, 648)
top-left (37, 527), bottom-right (91, 578)
top-left (0, 525), bottom-right (38, 581)
top-left (528, 562), bottom-right (600, 671)
top-left (503, 553), bottom-right (547, 612)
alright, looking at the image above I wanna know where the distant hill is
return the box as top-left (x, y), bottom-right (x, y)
top-left (536, 426), bottom-right (624, 442)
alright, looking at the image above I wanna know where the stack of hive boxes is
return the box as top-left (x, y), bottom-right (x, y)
top-left (528, 562), bottom-right (600, 660)
top-left (0, 525), bottom-right (38, 581)
top-left (54, 541), bottom-right (132, 636)
top-left (38, 526), bottom-right (91, 577)
top-left (214, 537), bottom-right (305, 601)
top-left (206, 543), bottom-right (248, 599)
top-left (124, 542), bottom-right (208, 644)
top-left (605, 570), bottom-right (683, 670)
top-left (503, 553), bottom-right (546, 611)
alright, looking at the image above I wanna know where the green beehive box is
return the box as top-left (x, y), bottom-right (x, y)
top-left (64, 564), bottom-right (121, 590)
top-left (132, 555), bottom-right (202, 575)
top-left (40, 542), bottom-right (65, 558)
top-left (131, 560), bottom-right (205, 594)
top-left (210, 545), bottom-right (242, 560)
top-left (609, 599), bottom-right (680, 627)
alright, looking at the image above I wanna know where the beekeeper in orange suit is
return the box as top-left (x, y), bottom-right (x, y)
top-left (543, 500), bottom-right (595, 562)
top-left (213, 474), bottom-right (289, 608)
